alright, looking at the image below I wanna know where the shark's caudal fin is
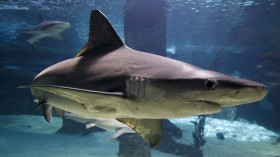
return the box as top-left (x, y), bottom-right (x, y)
top-left (76, 10), bottom-right (124, 57)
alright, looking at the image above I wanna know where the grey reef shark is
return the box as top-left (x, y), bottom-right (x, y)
top-left (20, 10), bottom-right (267, 147)
top-left (23, 19), bottom-right (70, 45)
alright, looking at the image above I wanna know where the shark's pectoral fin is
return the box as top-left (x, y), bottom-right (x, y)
top-left (116, 118), bottom-right (162, 147)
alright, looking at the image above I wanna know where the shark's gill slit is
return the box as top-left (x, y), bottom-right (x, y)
top-left (137, 77), bottom-right (141, 96)
top-left (142, 77), bottom-right (147, 96)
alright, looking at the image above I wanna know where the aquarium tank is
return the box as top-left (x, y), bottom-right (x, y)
top-left (0, 0), bottom-right (279, 157)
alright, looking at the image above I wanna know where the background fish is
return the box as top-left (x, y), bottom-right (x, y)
top-left (23, 20), bottom-right (70, 45)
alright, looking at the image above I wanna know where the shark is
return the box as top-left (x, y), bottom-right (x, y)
top-left (23, 20), bottom-right (70, 45)
top-left (21, 10), bottom-right (267, 147)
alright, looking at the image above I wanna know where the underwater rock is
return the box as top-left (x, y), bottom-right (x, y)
top-left (154, 136), bottom-right (194, 157)
top-left (154, 120), bottom-right (192, 156)
top-left (272, 137), bottom-right (280, 145)
top-left (118, 133), bottom-right (151, 157)
top-left (216, 132), bottom-right (225, 140)
top-left (162, 119), bottom-right (182, 139)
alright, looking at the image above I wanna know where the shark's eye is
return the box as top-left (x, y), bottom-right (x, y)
top-left (205, 79), bottom-right (217, 89)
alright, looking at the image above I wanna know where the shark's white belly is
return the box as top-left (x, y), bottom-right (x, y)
top-left (31, 86), bottom-right (221, 119)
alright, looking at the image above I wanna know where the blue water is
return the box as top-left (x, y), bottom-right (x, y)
top-left (0, 0), bottom-right (280, 157)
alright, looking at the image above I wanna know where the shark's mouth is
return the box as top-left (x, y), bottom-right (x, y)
top-left (190, 100), bottom-right (222, 114)
top-left (194, 100), bottom-right (221, 107)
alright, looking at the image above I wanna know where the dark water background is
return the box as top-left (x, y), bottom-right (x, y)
top-left (0, 0), bottom-right (280, 155)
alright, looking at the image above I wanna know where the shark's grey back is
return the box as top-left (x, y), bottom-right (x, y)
top-left (32, 10), bottom-right (204, 92)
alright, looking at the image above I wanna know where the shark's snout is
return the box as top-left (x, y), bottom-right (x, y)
top-left (245, 79), bottom-right (268, 99)
top-left (63, 22), bottom-right (71, 28)
top-left (219, 82), bottom-right (268, 107)
top-left (257, 84), bottom-right (268, 91)
top-left (254, 83), bottom-right (268, 100)
top-left (54, 22), bottom-right (70, 29)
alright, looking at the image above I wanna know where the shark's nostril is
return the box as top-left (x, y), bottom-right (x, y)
top-left (257, 85), bottom-right (268, 93)
top-left (234, 90), bottom-right (240, 95)
top-left (262, 85), bottom-right (267, 90)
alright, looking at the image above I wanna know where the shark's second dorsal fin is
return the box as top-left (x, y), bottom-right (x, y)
top-left (76, 10), bottom-right (124, 57)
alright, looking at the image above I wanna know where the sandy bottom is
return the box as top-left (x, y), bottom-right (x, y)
top-left (0, 115), bottom-right (279, 157)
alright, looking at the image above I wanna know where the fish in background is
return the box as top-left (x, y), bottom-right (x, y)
top-left (63, 111), bottom-right (134, 140)
top-left (22, 19), bottom-right (70, 45)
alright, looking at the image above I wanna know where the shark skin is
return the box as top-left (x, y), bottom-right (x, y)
top-left (23, 20), bottom-right (70, 45)
top-left (21, 10), bottom-right (267, 147)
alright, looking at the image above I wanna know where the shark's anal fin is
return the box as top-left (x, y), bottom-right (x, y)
top-left (76, 10), bottom-right (124, 57)
top-left (116, 118), bottom-right (162, 147)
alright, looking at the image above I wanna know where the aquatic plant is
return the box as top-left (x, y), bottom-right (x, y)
top-left (191, 115), bottom-right (206, 157)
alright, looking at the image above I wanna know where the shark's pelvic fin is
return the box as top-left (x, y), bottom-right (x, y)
top-left (76, 10), bottom-right (124, 57)
top-left (117, 118), bottom-right (162, 147)
top-left (42, 104), bottom-right (53, 123)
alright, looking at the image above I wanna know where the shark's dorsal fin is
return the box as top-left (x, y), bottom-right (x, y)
top-left (76, 10), bottom-right (124, 57)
